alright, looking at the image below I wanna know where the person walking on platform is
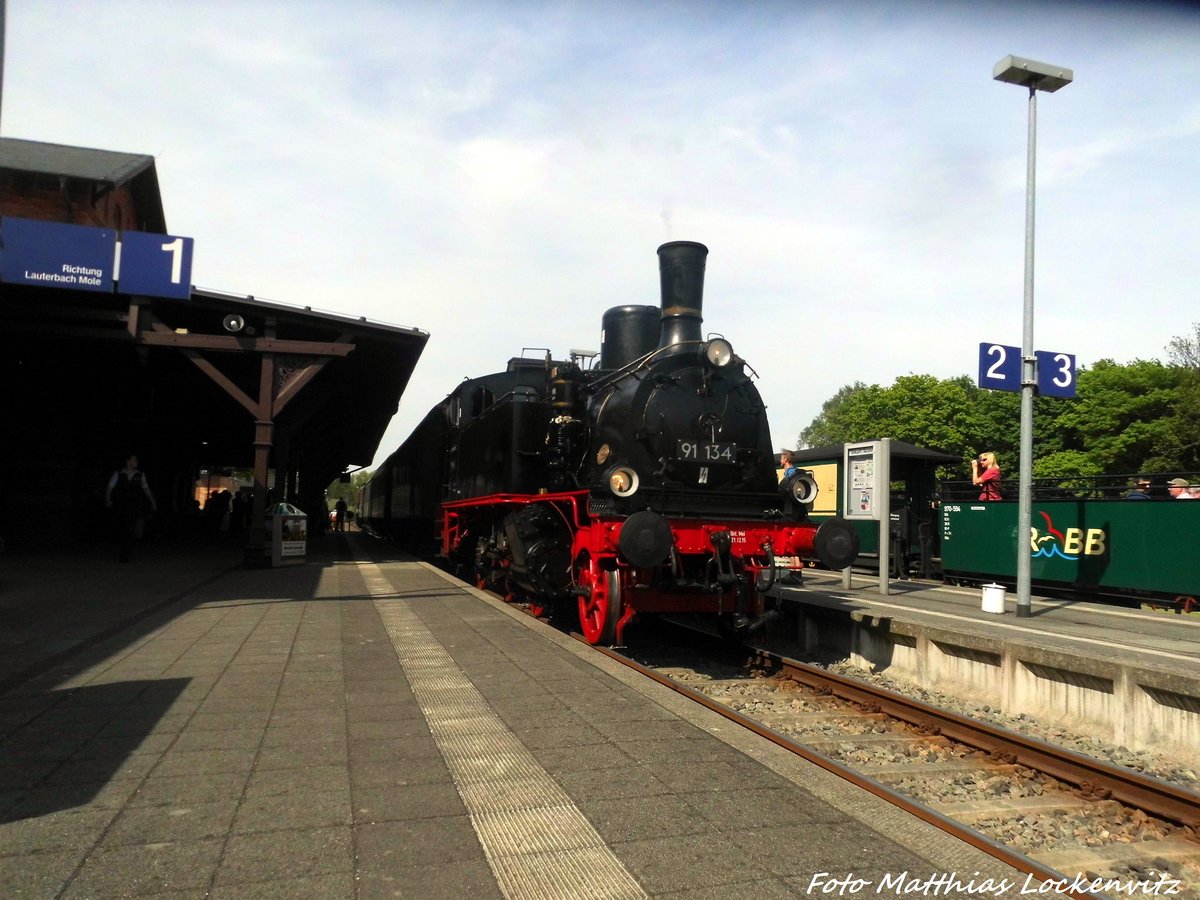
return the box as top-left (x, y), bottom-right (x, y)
top-left (971, 452), bottom-right (1002, 501)
top-left (334, 497), bottom-right (348, 532)
top-left (105, 454), bottom-right (157, 562)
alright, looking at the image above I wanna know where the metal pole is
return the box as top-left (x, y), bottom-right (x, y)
top-left (1016, 85), bottom-right (1037, 618)
top-left (878, 437), bottom-right (891, 596)
top-left (0, 0), bottom-right (6, 135)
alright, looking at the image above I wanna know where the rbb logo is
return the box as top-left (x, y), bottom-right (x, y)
top-left (1063, 528), bottom-right (1106, 556)
top-left (1030, 525), bottom-right (1106, 560)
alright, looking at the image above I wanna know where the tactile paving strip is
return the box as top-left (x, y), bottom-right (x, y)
top-left (358, 560), bottom-right (647, 900)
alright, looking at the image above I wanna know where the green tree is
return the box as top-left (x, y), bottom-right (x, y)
top-left (799, 381), bottom-right (871, 447)
top-left (1166, 322), bottom-right (1200, 368)
top-left (798, 357), bottom-right (1200, 482)
top-left (324, 469), bottom-right (373, 513)
top-left (799, 374), bottom-right (1020, 476)
top-left (1163, 326), bottom-right (1200, 470)
top-left (1043, 359), bottom-right (1184, 474)
top-left (800, 326), bottom-right (1200, 481)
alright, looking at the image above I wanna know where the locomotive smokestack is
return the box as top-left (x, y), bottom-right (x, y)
top-left (656, 241), bottom-right (708, 349)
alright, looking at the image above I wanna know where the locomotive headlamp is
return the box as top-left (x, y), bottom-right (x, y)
top-left (781, 470), bottom-right (819, 505)
top-left (701, 338), bottom-right (734, 368)
top-left (606, 466), bottom-right (640, 498)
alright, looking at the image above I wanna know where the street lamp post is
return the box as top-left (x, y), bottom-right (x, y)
top-left (993, 55), bottom-right (1072, 618)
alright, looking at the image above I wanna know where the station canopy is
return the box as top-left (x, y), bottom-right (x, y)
top-left (0, 137), bottom-right (428, 547)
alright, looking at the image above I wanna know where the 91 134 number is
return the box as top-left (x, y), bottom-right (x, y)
top-left (676, 441), bottom-right (736, 462)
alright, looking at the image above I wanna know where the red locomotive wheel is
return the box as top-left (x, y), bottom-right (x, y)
top-left (575, 552), bottom-right (621, 645)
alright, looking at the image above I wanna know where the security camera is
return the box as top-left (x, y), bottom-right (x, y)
top-left (222, 314), bottom-right (245, 333)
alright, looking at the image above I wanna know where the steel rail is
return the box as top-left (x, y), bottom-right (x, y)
top-left (586, 635), bottom-right (1200, 900)
top-left (764, 649), bottom-right (1200, 832)
top-left (584, 641), bottom-right (1091, 899)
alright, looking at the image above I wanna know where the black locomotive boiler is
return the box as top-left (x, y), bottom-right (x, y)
top-left (361, 241), bottom-right (858, 644)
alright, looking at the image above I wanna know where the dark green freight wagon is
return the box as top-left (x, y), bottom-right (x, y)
top-left (940, 500), bottom-right (1199, 603)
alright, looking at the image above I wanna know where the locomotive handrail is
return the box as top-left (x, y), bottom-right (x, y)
top-left (588, 340), bottom-right (708, 390)
top-left (442, 491), bottom-right (591, 529)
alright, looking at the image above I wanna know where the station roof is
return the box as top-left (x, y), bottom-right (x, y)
top-left (173, 287), bottom-right (430, 476)
top-left (0, 136), bottom-right (156, 185)
top-left (0, 136), bottom-right (167, 232)
top-left (1, 136), bottom-right (429, 514)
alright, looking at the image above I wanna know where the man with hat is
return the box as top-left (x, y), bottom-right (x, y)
top-left (1125, 477), bottom-right (1152, 500)
top-left (1167, 478), bottom-right (1195, 499)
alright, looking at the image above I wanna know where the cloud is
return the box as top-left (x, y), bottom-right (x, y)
top-left (5, 0), bottom-right (1199, 465)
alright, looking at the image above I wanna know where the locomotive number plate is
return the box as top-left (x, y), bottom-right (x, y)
top-left (676, 441), bottom-right (736, 463)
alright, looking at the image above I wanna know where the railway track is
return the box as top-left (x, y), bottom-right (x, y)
top-left (601, 631), bottom-right (1200, 900)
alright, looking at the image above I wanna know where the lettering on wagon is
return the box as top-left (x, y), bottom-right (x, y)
top-left (1030, 511), bottom-right (1106, 561)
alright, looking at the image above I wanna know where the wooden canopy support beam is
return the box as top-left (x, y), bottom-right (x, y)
top-left (137, 331), bottom-right (354, 356)
top-left (127, 301), bottom-right (359, 565)
top-left (274, 359), bottom-right (329, 416)
top-left (180, 348), bottom-right (260, 418)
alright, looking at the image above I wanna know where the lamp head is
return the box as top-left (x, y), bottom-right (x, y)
top-left (993, 55), bottom-right (1073, 93)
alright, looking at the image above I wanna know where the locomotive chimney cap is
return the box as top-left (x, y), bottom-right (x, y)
top-left (656, 241), bottom-right (708, 350)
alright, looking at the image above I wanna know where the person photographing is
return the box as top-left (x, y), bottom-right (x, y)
top-left (971, 451), bottom-right (1002, 501)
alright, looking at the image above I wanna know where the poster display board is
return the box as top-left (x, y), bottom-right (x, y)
top-left (269, 503), bottom-right (307, 567)
top-left (843, 441), bottom-right (883, 520)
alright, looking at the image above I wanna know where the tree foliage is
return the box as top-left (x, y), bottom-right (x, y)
top-left (324, 469), bottom-right (373, 512)
top-left (797, 348), bottom-right (1200, 480)
top-left (1166, 322), bottom-right (1200, 368)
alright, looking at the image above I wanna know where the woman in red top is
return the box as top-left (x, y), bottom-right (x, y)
top-left (971, 452), bottom-right (1002, 500)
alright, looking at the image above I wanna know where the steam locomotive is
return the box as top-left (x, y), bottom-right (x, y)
top-left (360, 241), bottom-right (859, 644)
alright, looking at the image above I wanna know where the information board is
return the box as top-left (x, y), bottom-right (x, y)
top-left (843, 440), bottom-right (883, 520)
top-left (0, 217), bottom-right (116, 293)
top-left (0, 216), bottom-right (194, 301)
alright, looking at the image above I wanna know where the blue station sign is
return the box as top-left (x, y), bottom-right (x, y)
top-left (977, 342), bottom-right (1022, 392)
top-left (0, 217), bottom-right (116, 293)
top-left (0, 216), bottom-right (194, 301)
top-left (978, 341), bottom-right (1077, 398)
top-left (117, 231), bottom-right (194, 300)
top-left (1035, 350), bottom-right (1077, 398)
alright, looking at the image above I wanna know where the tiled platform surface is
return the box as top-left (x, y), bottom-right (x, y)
top-left (773, 569), bottom-right (1200, 759)
top-left (781, 569), bottom-right (1200, 678)
top-left (0, 532), bottom-right (1019, 898)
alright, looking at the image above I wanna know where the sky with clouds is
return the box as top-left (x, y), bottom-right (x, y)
top-left (3, 0), bottom-right (1198, 467)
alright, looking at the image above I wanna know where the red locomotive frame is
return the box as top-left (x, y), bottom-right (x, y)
top-left (442, 491), bottom-right (822, 644)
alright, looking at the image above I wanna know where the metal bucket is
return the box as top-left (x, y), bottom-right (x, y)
top-left (981, 583), bottom-right (1007, 614)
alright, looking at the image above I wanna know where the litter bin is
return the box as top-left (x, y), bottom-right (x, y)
top-left (981, 583), bottom-right (1007, 614)
top-left (268, 503), bottom-right (307, 567)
